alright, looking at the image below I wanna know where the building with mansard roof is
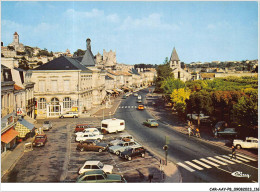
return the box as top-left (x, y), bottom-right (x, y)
top-left (169, 47), bottom-right (191, 82)
top-left (29, 38), bottom-right (106, 118)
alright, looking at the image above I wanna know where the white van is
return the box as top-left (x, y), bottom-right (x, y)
top-left (101, 118), bottom-right (125, 134)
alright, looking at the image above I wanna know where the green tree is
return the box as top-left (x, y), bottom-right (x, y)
top-left (74, 49), bottom-right (86, 57)
top-left (186, 90), bottom-right (213, 126)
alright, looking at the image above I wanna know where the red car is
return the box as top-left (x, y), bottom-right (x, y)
top-left (32, 134), bottom-right (47, 147)
top-left (74, 124), bottom-right (92, 133)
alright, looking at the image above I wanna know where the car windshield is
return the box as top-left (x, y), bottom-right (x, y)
top-left (150, 120), bottom-right (156, 122)
top-left (44, 121), bottom-right (49, 124)
top-left (119, 143), bottom-right (124, 146)
top-left (225, 128), bottom-right (235, 132)
top-left (98, 162), bottom-right (104, 168)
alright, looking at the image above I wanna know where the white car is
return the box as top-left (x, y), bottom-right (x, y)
top-left (187, 113), bottom-right (209, 120)
top-left (109, 141), bottom-right (141, 155)
top-left (76, 133), bottom-right (103, 142)
top-left (109, 134), bottom-right (134, 146)
top-left (134, 93), bottom-right (138, 97)
top-left (233, 137), bottom-right (258, 149)
top-left (75, 128), bottom-right (101, 137)
top-left (59, 111), bottom-right (79, 118)
top-left (78, 161), bottom-right (113, 175)
top-left (43, 121), bottom-right (52, 131)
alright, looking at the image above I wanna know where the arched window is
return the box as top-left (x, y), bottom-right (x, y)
top-left (63, 97), bottom-right (71, 109)
top-left (51, 98), bottom-right (59, 105)
top-left (38, 98), bottom-right (46, 109)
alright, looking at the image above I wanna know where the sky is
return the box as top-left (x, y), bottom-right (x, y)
top-left (1, 1), bottom-right (258, 65)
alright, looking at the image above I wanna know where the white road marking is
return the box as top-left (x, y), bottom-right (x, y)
top-left (177, 162), bottom-right (195, 172)
top-left (192, 159), bottom-right (212, 169)
top-left (185, 161), bottom-right (203, 170)
top-left (215, 156), bottom-right (236, 164)
top-left (128, 106), bottom-right (131, 108)
top-left (207, 157), bottom-right (227, 165)
top-left (236, 154), bottom-right (257, 161)
top-left (131, 106), bottom-right (134, 108)
top-left (135, 106), bottom-right (137, 108)
top-left (222, 155), bottom-right (243, 163)
top-left (228, 154), bottom-right (250, 162)
top-left (200, 158), bottom-right (219, 167)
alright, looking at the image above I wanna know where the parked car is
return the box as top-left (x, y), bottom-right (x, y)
top-left (143, 119), bottom-right (158, 128)
top-left (134, 93), bottom-right (138, 96)
top-left (109, 141), bottom-right (141, 155)
top-left (187, 113), bottom-right (210, 120)
top-left (213, 121), bottom-right (227, 134)
top-left (78, 161), bottom-right (113, 175)
top-left (138, 105), bottom-right (144, 110)
top-left (75, 128), bottom-right (101, 137)
top-left (32, 134), bottom-right (47, 147)
top-left (76, 133), bottom-right (103, 142)
top-left (74, 124), bottom-right (92, 133)
top-left (76, 142), bottom-right (108, 152)
top-left (59, 111), bottom-right (79, 118)
top-left (233, 137), bottom-right (258, 149)
top-left (137, 99), bottom-right (142, 103)
top-left (109, 134), bottom-right (134, 146)
top-left (217, 128), bottom-right (237, 137)
top-left (120, 146), bottom-right (146, 161)
top-left (122, 95), bottom-right (127, 99)
top-left (76, 170), bottom-right (126, 183)
top-left (42, 121), bottom-right (52, 131)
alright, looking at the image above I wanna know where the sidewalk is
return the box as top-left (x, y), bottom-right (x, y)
top-left (146, 94), bottom-right (258, 159)
top-left (1, 137), bottom-right (33, 178)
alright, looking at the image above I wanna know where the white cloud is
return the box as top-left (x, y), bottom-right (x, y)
top-left (66, 8), bottom-right (104, 18)
top-left (106, 14), bottom-right (120, 23)
top-left (119, 13), bottom-right (179, 31)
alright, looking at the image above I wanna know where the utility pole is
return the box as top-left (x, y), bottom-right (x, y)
top-left (163, 136), bottom-right (169, 166)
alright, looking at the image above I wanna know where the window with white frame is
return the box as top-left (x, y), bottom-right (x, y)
top-left (39, 80), bottom-right (45, 92)
top-left (63, 97), bottom-right (71, 109)
top-left (64, 80), bottom-right (70, 92)
top-left (51, 80), bottom-right (58, 92)
top-left (51, 97), bottom-right (59, 105)
top-left (38, 98), bottom-right (46, 109)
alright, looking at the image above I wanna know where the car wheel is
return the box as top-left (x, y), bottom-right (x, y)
top-left (80, 148), bottom-right (84, 152)
top-left (115, 151), bottom-right (120, 155)
top-left (98, 148), bottom-right (103, 152)
top-left (141, 153), bottom-right (145, 158)
top-left (97, 138), bottom-right (101, 142)
top-left (128, 156), bottom-right (132, 161)
top-left (61, 116), bottom-right (64, 118)
top-left (236, 145), bottom-right (241, 149)
top-left (73, 115), bottom-right (76, 118)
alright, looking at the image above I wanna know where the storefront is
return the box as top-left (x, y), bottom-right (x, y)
top-left (15, 118), bottom-right (35, 140)
top-left (1, 128), bottom-right (19, 155)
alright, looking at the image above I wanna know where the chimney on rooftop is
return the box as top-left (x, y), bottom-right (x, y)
top-left (86, 38), bottom-right (91, 51)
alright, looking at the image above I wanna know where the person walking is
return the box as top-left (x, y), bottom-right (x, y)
top-left (188, 126), bottom-right (192, 137)
top-left (230, 145), bottom-right (237, 159)
top-left (196, 128), bottom-right (201, 138)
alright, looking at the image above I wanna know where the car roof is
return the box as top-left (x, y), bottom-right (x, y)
top-left (79, 169), bottom-right (104, 177)
top-left (83, 160), bottom-right (101, 165)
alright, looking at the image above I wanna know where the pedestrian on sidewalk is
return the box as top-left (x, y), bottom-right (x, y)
top-left (188, 126), bottom-right (192, 137)
top-left (196, 127), bottom-right (201, 138)
top-left (230, 145), bottom-right (237, 159)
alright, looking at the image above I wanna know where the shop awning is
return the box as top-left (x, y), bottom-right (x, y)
top-left (1, 129), bottom-right (19, 144)
top-left (18, 119), bottom-right (34, 131)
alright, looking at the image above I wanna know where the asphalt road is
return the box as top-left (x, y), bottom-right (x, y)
top-left (115, 88), bottom-right (258, 183)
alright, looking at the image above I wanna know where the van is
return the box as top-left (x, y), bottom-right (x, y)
top-left (101, 118), bottom-right (125, 134)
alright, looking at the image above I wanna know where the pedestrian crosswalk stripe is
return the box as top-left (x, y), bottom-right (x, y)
top-left (135, 106), bottom-right (137, 108)
top-left (236, 154), bottom-right (257, 161)
top-left (222, 155), bottom-right (243, 163)
top-left (185, 161), bottom-right (203, 170)
top-left (200, 158), bottom-right (220, 167)
top-left (177, 162), bottom-right (195, 172)
top-left (227, 154), bottom-right (250, 162)
top-left (192, 160), bottom-right (212, 169)
top-left (215, 156), bottom-right (235, 164)
top-left (207, 157), bottom-right (227, 165)
top-left (131, 106), bottom-right (133, 108)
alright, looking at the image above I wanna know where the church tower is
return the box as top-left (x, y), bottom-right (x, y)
top-left (169, 47), bottom-right (181, 69)
top-left (13, 32), bottom-right (19, 45)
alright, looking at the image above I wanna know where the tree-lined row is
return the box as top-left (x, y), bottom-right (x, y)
top-left (155, 62), bottom-right (258, 134)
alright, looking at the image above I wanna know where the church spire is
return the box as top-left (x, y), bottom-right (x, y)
top-left (170, 47), bottom-right (180, 61)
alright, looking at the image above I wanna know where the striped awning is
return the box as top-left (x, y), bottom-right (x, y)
top-left (1, 128), bottom-right (19, 144)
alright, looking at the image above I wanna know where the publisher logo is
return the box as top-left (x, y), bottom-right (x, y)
top-left (231, 171), bottom-right (250, 178)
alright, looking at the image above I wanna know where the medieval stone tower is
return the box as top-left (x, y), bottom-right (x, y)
top-left (169, 47), bottom-right (181, 69)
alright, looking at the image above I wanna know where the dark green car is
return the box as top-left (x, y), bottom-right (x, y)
top-left (76, 170), bottom-right (126, 183)
top-left (143, 119), bottom-right (158, 128)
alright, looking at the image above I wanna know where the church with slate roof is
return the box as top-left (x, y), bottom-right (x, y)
top-left (169, 47), bottom-right (191, 82)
